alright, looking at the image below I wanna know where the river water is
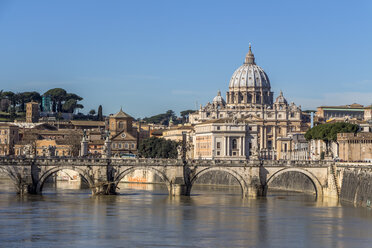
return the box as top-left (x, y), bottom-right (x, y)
top-left (1, 180), bottom-right (372, 248)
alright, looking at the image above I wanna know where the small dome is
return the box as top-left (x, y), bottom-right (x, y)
top-left (213, 90), bottom-right (226, 106)
top-left (275, 91), bottom-right (287, 104)
top-left (229, 45), bottom-right (270, 89)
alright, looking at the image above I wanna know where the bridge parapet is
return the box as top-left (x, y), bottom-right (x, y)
top-left (110, 158), bottom-right (184, 166)
top-left (335, 162), bottom-right (372, 168)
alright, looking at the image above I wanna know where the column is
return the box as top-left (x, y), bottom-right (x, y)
top-left (243, 92), bottom-right (247, 104)
top-left (227, 136), bottom-right (230, 157)
top-left (259, 126), bottom-right (264, 151)
top-left (241, 137), bottom-right (245, 157)
top-left (273, 126), bottom-right (277, 151)
top-left (224, 136), bottom-right (227, 157)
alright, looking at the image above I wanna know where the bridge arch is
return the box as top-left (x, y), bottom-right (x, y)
top-left (189, 167), bottom-right (249, 197)
top-left (114, 166), bottom-right (172, 193)
top-left (36, 166), bottom-right (95, 194)
top-left (266, 168), bottom-right (323, 198)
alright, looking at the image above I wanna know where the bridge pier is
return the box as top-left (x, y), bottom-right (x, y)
top-left (91, 182), bottom-right (117, 195)
top-left (169, 184), bottom-right (190, 196)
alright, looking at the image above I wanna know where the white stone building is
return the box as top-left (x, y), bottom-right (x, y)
top-left (193, 119), bottom-right (258, 160)
top-left (189, 45), bottom-right (307, 159)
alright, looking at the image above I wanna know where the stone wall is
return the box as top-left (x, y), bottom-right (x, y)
top-left (193, 171), bottom-right (240, 186)
top-left (340, 168), bottom-right (372, 207)
top-left (268, 171), bottom-right (316, 194)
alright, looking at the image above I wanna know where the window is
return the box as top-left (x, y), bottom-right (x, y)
top-left (217, 142), bottom-right (221, 149)
top-left (118, 122), bottom-right (123, 129)
top-left (119, 143), bottom-right (122, 148)
top-left (131, 144), bottom-right (135, 149)
top-left (232, 139), bottom-right (237, 149)
top-left (217, 151), bottom-right (220, 156)
top-left (217, 126), bottom-right (220, 130)
top-left (125, 143), bottom-right (129, 149)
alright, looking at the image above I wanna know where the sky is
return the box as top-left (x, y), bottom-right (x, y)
top-left (0, 0), bottom-right (371, 118)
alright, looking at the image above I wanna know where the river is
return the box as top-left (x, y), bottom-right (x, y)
top-left (0, 179), bottom-right (372, 248)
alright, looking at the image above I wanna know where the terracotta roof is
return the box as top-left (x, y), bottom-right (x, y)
top-left (70, 120), bottom-right (105, 126)
top-left (112, 108), bottom-right (132, 118)
top-left (318, 104), bottom-right (366, 109)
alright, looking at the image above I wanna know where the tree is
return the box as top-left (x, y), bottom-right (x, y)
top-left (143, 110), bottom-right (177, 125)
top-left (3, 91), bottom-right (17, 111)
top-left (138, 137), bottom-right (179, 158)
top-left (305, 122), bottom-right (359, 142)
top-left (63, 99), bottom-right (78, 113)
top-left (305, 122), bottom-right (359, 157)
top-left (43, 88), bottom-right (83, 113)
top-left (43, 88), bottom-right (67, 112)
top-left (97, 105), bottom-right (103, 121)
top-left (89, 109), bottom-right (96, 116)
top-left (180, 109), bottom-right (195, 123)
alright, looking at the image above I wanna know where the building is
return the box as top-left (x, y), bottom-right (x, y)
top-left (15, 139), bottom-right (73, 157)
top-left (26, 102), bottom-right (39, 123)
top-left (0, 123), bottom-right (19, 155)
top-left (189, 45), bottom-right (307, 159)
top-left (277, 133), bottom-right (309, 160)
top-left (193, 118), bottom-right (258, 160)
top-left (338, 132), bottom-right (372, 162)
top-left (107, 108), bottom-right (138, 156)
top-left (162, 125), bottom-right (194, 142)
top-left (316, 104), bottom-right (372, 122)
top-left (42, 95), bottom-right (52, 112)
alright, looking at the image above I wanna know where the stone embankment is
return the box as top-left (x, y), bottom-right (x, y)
top-left (339, 166), bottom-right (372, 207)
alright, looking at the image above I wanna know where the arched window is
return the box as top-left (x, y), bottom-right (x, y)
top-left (232, 139), bottom-right (237, 149)
top-left (118, 122), bottom-right (123, 129)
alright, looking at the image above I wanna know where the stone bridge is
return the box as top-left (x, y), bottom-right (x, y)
top-left (0, 157), bottom-right (365, 199)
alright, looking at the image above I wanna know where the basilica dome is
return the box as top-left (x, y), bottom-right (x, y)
top-left (213, 90), bottom-right (226, 106)
top-left (226, 45), bottom-right (273, 107)
top-left (228, 45), bottom-right (270, 89)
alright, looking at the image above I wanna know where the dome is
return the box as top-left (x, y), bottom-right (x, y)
top-left (228, 45), bottom-right (270, 89)
top-left (213, 90), bottom-right (226, 106)
top-left (275, 91), bottom-right (287, 104)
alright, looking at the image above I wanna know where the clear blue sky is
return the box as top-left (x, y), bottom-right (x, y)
top-left (1, 0), bottom-right (371, 118)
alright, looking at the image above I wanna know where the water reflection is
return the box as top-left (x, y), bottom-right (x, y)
top-left (1, 179), bottom-right (372, 247)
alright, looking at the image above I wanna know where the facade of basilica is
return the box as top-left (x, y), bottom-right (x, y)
top-left (189, 45), bottom-right (309, 159)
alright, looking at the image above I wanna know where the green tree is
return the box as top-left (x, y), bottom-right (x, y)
top-left (89, 109), bottom-right (96, 116)
top-left (97, 105), bottom-right (103, 121)
top-left (62, 99), bottom-right (84, 113)
top-left (305, 122), bottom-right (359, 142)
top-left (180, 109), bottom-right (195, 123)
top-left (138, 137), bottom-right (179, 158)
top-left (305, 122), bottom-right (359, 156)
top-left (43, 88), bottom-right (83, 113)
top-left (143, 110), bottom-right (177, 125)
top-left (3, 91), bottom-right (17, 112)
top-left (21, 91), bottom-right (42, 109)
top-left (43, 88), bottom-right (67, 112)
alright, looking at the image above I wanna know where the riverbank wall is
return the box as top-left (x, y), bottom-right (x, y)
top-left (339, 167), bottom-right (372, 207)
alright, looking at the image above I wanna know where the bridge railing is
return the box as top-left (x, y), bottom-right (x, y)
top-left (0, 156), bottom-right (347, 168)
